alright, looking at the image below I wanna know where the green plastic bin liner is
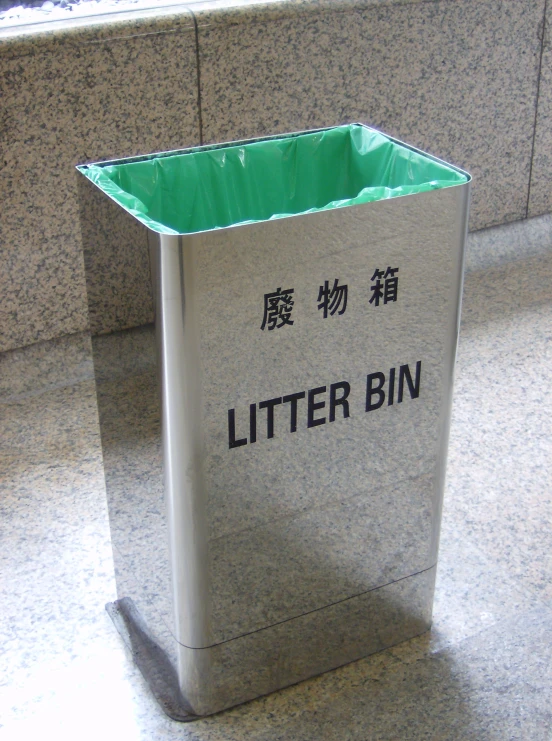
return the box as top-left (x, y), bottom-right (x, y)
top-left (79, 124), bottom-right (468, 236)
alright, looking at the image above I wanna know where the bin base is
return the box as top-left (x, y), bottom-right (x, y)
top-left (107, 565), bottom-right (435, 719)
top-left (106, 599), bottom-right (198, 722)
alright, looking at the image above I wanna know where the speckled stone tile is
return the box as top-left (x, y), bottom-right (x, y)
top-left (528, 3), bottom-right (552, 217)
top-left (428, 514), bottom-right (547, 652)
top-left (0, 330), bottom-right (92, 402)
top-left (0, 379), bottom-right (118, 725)
top-left (1, 379), bottom-right (102, 465)
top-left (444, 215), bottom-right (552, 599)
top-left (0, 10), bottom-right (200, 353)
top-left (196, 0), bottom-right (543, 232)
top-left (465, 212), bottom-right (552, 273)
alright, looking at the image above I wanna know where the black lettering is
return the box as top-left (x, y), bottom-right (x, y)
top-left (249, 403), bottom-right (257, 444)
top-left (398, 361), bottom-right (421, 402)
top-left (366, 372), bottom-right (386, 411)
top-left (283, 391), bottom-right (306, 432)
top-left (329, 381), bottom-right (350, 422)
top-left (259, 397), bottom-right (283, 439)
top-left (308, 386), bottom-right (327, 428)
top-left (228, 408), bottom-right (247, 449)
top-left (388, 367), bottom-right (395, 406)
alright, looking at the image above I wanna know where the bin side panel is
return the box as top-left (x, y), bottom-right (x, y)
top-left (91, 325), bottom-right (179, 668)
top-left (78, 173), bottom-right (179, 667)
top-left (77, 173), bottom-right (154, 336)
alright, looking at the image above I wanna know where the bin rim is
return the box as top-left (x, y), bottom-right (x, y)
top-left (76, 123), bottom-right (471, 236)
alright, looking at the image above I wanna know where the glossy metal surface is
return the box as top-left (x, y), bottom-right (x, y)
top-left (108, 566), bottom-right (435, 718)
top-left (77, 142), bottom-right (470, 717)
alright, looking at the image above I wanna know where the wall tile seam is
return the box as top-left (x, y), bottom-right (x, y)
top-left (0, 11), bottom-right (196, 57)
top-left (526, 0), bottom-right (549, 218)
top-left (191, 10), bottom-right (204, 144)
top-left (79, 27), bottom-right (191, 44)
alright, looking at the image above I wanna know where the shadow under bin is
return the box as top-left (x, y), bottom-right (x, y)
top-left (76, 124), bottom-right (471, 719)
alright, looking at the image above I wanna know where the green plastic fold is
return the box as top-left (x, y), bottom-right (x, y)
top-left (79, 124), bottom-right (468, 235)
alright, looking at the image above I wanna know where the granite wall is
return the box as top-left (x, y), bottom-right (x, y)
top-left (1, 0), bottom-right (550, 352)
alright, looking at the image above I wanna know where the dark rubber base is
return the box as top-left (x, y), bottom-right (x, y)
top-left (106, 598), bottom-right (199, 722)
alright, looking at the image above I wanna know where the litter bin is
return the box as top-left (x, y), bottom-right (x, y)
top-left (77, 124), bottom-right (470, 720)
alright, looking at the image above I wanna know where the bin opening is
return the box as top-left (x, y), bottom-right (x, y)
top-left (78, 124), bottom-right (469, 235)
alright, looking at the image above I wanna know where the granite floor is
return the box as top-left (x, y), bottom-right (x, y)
top-left (1, 214), bottom-right (552, 740)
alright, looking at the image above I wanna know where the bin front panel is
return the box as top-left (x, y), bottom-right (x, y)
top-left (151, 182), bottom-right (468, 648)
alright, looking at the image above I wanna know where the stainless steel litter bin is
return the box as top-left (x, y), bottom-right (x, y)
top-left (77, 124), bottom-right (470, 720)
